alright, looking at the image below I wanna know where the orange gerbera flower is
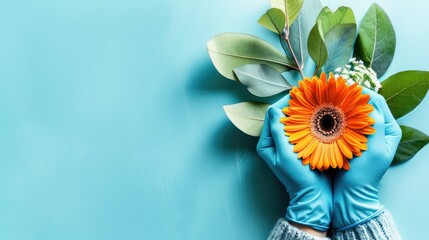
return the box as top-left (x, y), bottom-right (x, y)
top-left (281, 72), bottom-right (375, 171)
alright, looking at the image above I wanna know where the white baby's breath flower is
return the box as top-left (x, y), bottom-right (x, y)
top-left (334, 58), bottom-right (381, 92)
top-left (364, 80), bottom-right (371, 88)
top-left (347, 79), bottom-right (355, 85)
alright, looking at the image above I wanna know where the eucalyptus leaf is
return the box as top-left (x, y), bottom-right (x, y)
top-left (317, 6), bottom-right (356, 34)
top-left (223, 102), bottom-right (270, 137)
top-left (308, 22), bottom-right (328, 70)
top-left (282, 0), bottom-right (323, 66)
top-left (258, 8), bottom-right (286, 34)
top-left (207, 33), bottom-right (297, 80)
top-left (392, 125), bottom-right (429, 165)
top-left (379, 71), bottom-right (429, 119)
top-left (323, 23), bottom-right (356, 73)
top-left (354, 3), bottom-right (396, 77)
top-left (313, 7), bottom-right (357, 73)
top-left (234, 63), bottom-right (292, 97)
top-left (271, 0), bottom-right (304, 27)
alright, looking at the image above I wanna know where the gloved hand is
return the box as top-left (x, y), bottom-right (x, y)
top-left (257, 94), bottom-right (332, 232)
top-left (332, 89), bottom-right (402, 230)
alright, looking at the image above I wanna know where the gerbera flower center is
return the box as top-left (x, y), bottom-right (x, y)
top-left (320, 114), bottom-right (336, 132)
top-left (311, 104), bottom-right (346, 143)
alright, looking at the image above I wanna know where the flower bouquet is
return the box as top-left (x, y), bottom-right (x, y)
top-left (207, 0), bottom-right (429, 169)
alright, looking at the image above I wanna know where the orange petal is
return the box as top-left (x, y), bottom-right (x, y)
top-left (328, 143), bottom-right (336, 168)
top-left (302, 157), bottom-right (310, 166)
top-left (340, 85), bottom-right (363, 111)
top-left (332, 81), bottom-right (348, 106)
top-left (285, 115), bottom-right (311, 121)
top-left (293, 134), bottom-right (314, 152)
top-left (317, 144), bottom-right (325, 170)
top-left (315, 77), bottom-right (326, 105)
top-left (359, 126), bottom-right (376, 135)
top-left (283, 105), bottom-right (311, 115)
top-left (283, 124), bottom-right (309, 132)
top-left (320, 72), bottom-right (327, 83)
top-left (333, 141), bottom-right (342, 168)
top-left (337, 138), bottom-right (353, 159)
top-left (292, 90), bottom-right (314, 110)
top-left (281, 116), bottom-right (311, 125)
top-left (311, 144), bottom-right (322, 170)
top-left (336, 76), bottom-right (347, 86)
top-left (345, 128), bottom-right (368, 143)
top-left (356, 93), bottom-right (371, 106)
top-left (288, 129), bottom-right (311, 142)
top-left (347, 120), bottom-right (368, 129)
top-left (342, 132), bottom-right (366, 151)
top-left (367, 117), bottom-right (375, 125)
top-left (327, 75), bottom-right (337, 103)
top-left (342, 159), bottom-right (350, 170)
top-left (324, 144), bottom-right (332, 170)
top-left (299, 138), bottom-right (319, 159)
top-left (302, 81), bottom-right (318, 105)
top-left (345, 104), bottom-right (373, 117)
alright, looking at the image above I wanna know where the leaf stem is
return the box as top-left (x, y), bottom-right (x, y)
top-left (313, 65), bottom-right (320, 76)
top-left (281, 33), bottom-right (305, 80)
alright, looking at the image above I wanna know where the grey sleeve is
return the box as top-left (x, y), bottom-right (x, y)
top-left (267, 210), bottom-right (400, 240)
top-left (332, 210), bottom-right (401, 240)
top-left (267, 219), bottom-right (331, 240)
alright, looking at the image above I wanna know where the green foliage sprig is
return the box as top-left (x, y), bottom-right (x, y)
top-left (207, 0), bottom-right (429, 165)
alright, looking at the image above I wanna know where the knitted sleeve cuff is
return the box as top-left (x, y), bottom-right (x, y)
top-left (267, 218), bottom-right (331, 240)
top-left (332, 210), bottom-right (401, 240)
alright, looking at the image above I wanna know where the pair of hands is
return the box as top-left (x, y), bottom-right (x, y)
top-left (257, 89), bottom-right (402, 233)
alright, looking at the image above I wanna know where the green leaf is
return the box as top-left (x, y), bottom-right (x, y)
top-left (233, 63), bottom-right (292, 97)
top-left (354, 3), bottom-right (396, 77)
top-left (317, 6), bottom-right (356, 34)
top-left (271, 0), bottom-right (304, 27)
top-left (314, 7), bottom-right (357, 73)
top-left (282, 0), bottom-right (323, 66)
top-left (258, 8), bottom-right (286, 34)
top-left (308, 21), bottom-right (328, 69)
top-left (207, 33), bottom-right (297, 80)
top-left (223, 102), bottom-right (270, 137)
top-left (379, 71), bottom-right (429, 119)
top-left (392, 125), bottom-right (429, 165)
top-left (323, 23), bottom-right (356, 73)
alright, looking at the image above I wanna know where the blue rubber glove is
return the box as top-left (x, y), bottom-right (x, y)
top-left (257, 94), bottom-right (332, 232)
top-left (332, 89), bottom-right (402, 230)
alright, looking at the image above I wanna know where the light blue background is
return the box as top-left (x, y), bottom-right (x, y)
top-left (0, 0), bottom-right (428, 239)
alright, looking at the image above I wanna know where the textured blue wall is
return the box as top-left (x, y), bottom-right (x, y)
top-left (0, 0), bottom-right (428, 239)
